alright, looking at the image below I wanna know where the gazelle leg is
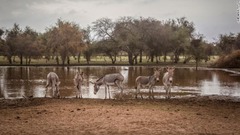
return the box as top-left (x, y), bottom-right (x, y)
top-left (45, 88), bottom-right (48, 98)
top-left (169, 85), bottom-right (172, 99)
top-left (108, 85), bottom-right (111, 99)
top-left (105, 85), bottom-right (107, 99)
top-left (151, 87), bottom-right (154, 99)
top-left (57, 90), bottom-right (60, 98)
top-left (136, 84), bottom-right (140, 99)
top-left (115, 81), bottom-right (123, 99)
top-left (165, 85), bottom-right (168, 99)
top-left (167, 87), bottom-right (170, 99)
top-left (148, 87), bottom-right (151, 99)
top-left (79, 85), bottom-right (82, 98)
top-left (45, 83), bottom-right (49, 98)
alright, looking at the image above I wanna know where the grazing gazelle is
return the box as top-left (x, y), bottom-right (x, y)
top-left (45, 72), bottom-right (60, 98)
top-left (90, 73), bottom-right (124, 99)
top-left (135, 68), bottom-right (161, 99)
top-left (162, 67), bottom-right (175, 99)
top-left (73, 71), bottom-right (84, 98)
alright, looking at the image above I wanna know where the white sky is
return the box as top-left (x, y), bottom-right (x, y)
top-left (0, 0), bottom-right (240, 42)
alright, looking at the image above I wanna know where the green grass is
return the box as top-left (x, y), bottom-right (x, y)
top-left (0, 55), bottom-right (217, 66)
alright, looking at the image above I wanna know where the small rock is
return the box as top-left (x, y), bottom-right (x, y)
top-left (175, 109), bottom-right (180, 112)
top-left (196, 113), bottom-right (201, 115)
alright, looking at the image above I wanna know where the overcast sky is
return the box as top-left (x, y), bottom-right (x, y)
top-left (0, 0), bottom-right (239, 42)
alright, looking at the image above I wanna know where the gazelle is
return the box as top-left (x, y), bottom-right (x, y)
top-left (90, 73), bottom-right (124, 99)
top-left (45, 72), bottom-right (60, 98)
top-left (135, 68), bottom-right (161, 99)
top-left (73, 71), bottom-right (84, 98)
top-left (162, 67), bottom-right (175, 99)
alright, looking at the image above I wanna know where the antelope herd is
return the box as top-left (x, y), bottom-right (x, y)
top-left (45, 67), bottom-right (175, 99)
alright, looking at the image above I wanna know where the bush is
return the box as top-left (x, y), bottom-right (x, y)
top-left (213, 50), bottom-right (240, 68)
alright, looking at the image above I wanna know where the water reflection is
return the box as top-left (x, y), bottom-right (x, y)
top-left (0, 66), bottom-right (240, 99)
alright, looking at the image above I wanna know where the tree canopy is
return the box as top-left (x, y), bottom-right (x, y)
top-left (0, 16), bottom-right (237, 67)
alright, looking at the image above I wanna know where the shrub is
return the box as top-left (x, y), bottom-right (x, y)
top-left (213, 50), bottom-right (240, 68)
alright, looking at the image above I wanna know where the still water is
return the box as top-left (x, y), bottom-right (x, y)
top-left (0, 66), bottom-right (240, 99)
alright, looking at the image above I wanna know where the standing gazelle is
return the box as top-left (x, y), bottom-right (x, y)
top-left (135, 68), bottom-right (161, 99)
top-left (90, 73), bottom-right (124, 99)
top-left (73, 71), bottom-right (84, 98)
top-left (162, 67), bottom-right (175, 99)
top-left (45, 72), bottom-right (60, 98)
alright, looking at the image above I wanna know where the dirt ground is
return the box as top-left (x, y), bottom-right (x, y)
top-left (0, 96), bottom-right (240, 135)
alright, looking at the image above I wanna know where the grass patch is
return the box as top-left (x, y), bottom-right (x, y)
top-left (0, 55), bottom-right (215, 66)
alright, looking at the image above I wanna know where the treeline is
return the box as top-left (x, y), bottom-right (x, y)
top-left (0, 16), bottom-right (239, 66)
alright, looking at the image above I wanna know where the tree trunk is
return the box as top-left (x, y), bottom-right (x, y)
top-left (28, 57), bottom-right (31, 65)
top-left (134, 55), bottom-right (138, 65)
top-left (195, 58), bottom-right (199, 70)
top-left (7, 55), bottom-right (12, 64)
top-left (155, 55), bottom-right (159, 64)
top-left (164, 52), bottom-right (167, 62)
top-left (77, 53), bottom-right (81, 63)
top-left (20, 55), bottom-right (23, 65)
top-left (110, 56), bottom-right (116, 64)
top-left (150, 53), bottom-right (154, 62)
top-left (174, 54), bottom-right (179, 63)
top-left (67, 57), bottom-right (70, 65)
top-left (139, 50), bottom-right (142, 63)
top-left (128, 53), bottom-right (134, 65)
top-left (56, 56), bottom-right (59, 65)
top-left (25, 57), bottom-right (28, 65)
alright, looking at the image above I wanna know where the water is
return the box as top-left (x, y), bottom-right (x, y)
top-left (0, 66), bottom-right (240, 99)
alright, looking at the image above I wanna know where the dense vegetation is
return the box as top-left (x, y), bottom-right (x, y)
top-left (0, 17), bottom-right (239, 68)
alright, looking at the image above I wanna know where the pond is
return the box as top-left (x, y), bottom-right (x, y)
top-left (0, 66), bottom-right (240, 99)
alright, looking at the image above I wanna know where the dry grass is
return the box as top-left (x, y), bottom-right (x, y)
top-left (213, 50), bottom-right (240, 68)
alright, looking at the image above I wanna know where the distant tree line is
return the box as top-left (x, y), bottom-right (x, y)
top-left (0, 16), bottom-right (239, 66)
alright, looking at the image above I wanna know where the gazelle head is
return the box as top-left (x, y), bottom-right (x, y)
top-left (153, 68), bottom-right (162, 82)
top-left (166, 67), bottom-right (175, 84)
top-left (90, 79), bottom-right (101, 95)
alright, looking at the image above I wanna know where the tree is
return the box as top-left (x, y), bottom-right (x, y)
top-left (114, 17), bottom-right (144, 65)
top-left (5, 23), bottom-right (22, 64)
top-left (46, 19), bottom-right (85, 65)
top-left (94, 39), bottom-right (120, 64)
top-left (92, 18), bottom-right (116, 41)
top-left (0, 29), bottom-right (5, 55)
top-left (188, 37), bottom-right (206, 70)
top-left (83, 41), bottom-right (96, 64)
top-left (143, 18), bottom-right (169, 63)
top-left (169, 17), bottom-right (195, 63)
top-left (16, 26), bottom-right (42, 65)
top-left (92, 18), bottom-right (124, 64)
top-left (202, 42), bottom-right (215, 62)
top-left (82, 26), bottom-right (93, 64)
top-left (235, 33), bottom-right (240, 50)
top-left (217, 33), bottom-right (236, 54)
